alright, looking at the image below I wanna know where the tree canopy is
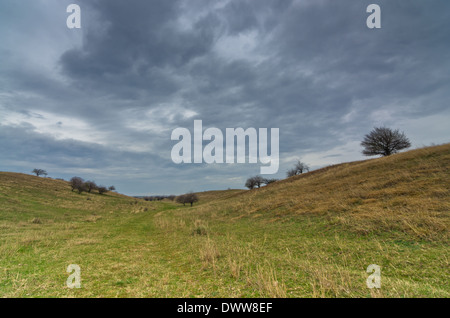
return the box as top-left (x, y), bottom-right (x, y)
top-left (361, 127), bottom-right (411, 156)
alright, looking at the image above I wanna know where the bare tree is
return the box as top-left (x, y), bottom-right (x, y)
top-left (77, 184), bottom-right (88, 194)
top-left (184, 192), bottom-right (199, 206)
top-left (253, 176), bottom-right (265, 188)
top-left (245, 176), bottom-right (266, 189)
top-left (97, 186), bottom-right (108, 195)
top-left (70, 177), bottom-right (84, 192)
top-left (176, 194), bottom-right (187, 205)
top-left (287, 160), bottom-right (309, 178)
top-left (84, 181), bottom-right (97, 193)
top-left (263, 178), bottom-right (278, 185)
top-left (245, 177), bottom-right (256, 189)
top-left (286, 168), bottom-right (296, 178)
top-left (361, 127), bottom-right (411, 156)
top-left (176, 192), bottom-right (199, 206)
top-left (32, 169), bottom-right (47, 177)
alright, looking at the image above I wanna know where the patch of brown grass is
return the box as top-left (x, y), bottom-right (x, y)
top-left (254, 264), bottom-right (287, 298)
top-left (200, 238), bottom-right (221, 269)
top-left (196, 144), bottom-right (450, 241)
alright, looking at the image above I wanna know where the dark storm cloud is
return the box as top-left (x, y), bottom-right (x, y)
top-left (60, 0), bottom-right (215, 98)
top-left (1, 0), bottom-right (449, 195)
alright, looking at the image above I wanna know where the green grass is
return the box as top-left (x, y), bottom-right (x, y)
top-left (0, 144), bottom-right (449, 297)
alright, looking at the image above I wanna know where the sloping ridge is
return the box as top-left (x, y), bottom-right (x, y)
top-left (197, 144), bottom-right (450, 240)
top-left (1, 144), bottom-right (449, 240)
top-left (0, 171), bottom-right (139, 220)
top-left (0, 172), bottom-right (131, 199)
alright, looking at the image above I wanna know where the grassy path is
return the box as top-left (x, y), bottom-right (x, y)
top-left (1, 198), bottom-right (449, 297)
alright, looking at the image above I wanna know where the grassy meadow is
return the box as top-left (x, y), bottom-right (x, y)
top-left (0, 144), bottom-right (449, 297)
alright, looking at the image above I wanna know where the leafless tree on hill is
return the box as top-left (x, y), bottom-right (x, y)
top-left (85, 181), bottom-right (98, 193)
top-left (361, 127), bottom-right (411, 156)
top-left (287, 160), bottom-right (310, 178)
top-left (32, 169), bottom-right (47, 177)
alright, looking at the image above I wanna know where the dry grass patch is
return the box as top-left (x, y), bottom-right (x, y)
top-left (30, 218), bottom-right (42, 224)
top-left (254, 264), bottom-right (287, 298)
top-left (71, 238), bottom-right (100, 246)
top-left (84, 215), bottom-right (102, 223)
top-left (200, 238), bottom-right (221, 269)
top-left (192, 219), bottom-right (209, 236)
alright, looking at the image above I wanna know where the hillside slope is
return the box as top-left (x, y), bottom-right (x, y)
top-left (193, 189), bottom-right (246, 205)
top-left (193, 143), bottom-right (450, 241)
top-left (0, 172), bottom-right (155, 221)
top-left (0, 144), bottom-right (449, 298)
top-left (151, 144), bottom-right (449, 297)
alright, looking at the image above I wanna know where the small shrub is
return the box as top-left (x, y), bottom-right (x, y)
top-left (97, 186), bottom-right (108, 194)
top-left (192, 226), bottom-right (208, 236)
top-left (192, 220), bottom-right (208, 236)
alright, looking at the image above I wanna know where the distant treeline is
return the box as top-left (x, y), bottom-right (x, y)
top-left (69, 176), bottom-right (116, 195)
top-left (138, 192), bottom-right (199, 206)
top-left (139, 195), bottom-right (176, 201)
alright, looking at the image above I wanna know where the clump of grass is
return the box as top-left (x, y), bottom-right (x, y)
top-left (30, 218), bottom-right (41, 224)
top-left (254, 265), bottom-right (286, 298)
top-left (72, 238), bottom-right (99, 246)
top-left (200, 239), bottom-right (220, 269)
top-left (192, 219), bottom-right (208, 236)
top-left (154, 217), bottom-right (169, 229)
top-left (84, 215), bottom-right (102, 223)
top-left (192, 227), bottom-right (208, 236)
top-left (309, 266), bottom-right (340, 297)
top-left (227, 256), bottom-right (242, 279)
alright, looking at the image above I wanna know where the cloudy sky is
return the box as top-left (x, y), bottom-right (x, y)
top-left (0, 0), bottom-right (449, 195)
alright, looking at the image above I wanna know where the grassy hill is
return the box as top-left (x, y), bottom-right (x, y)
top-left (0, 144), bottom-right (449, 297)
top-left (193, 189), bottom-right (246, 205)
